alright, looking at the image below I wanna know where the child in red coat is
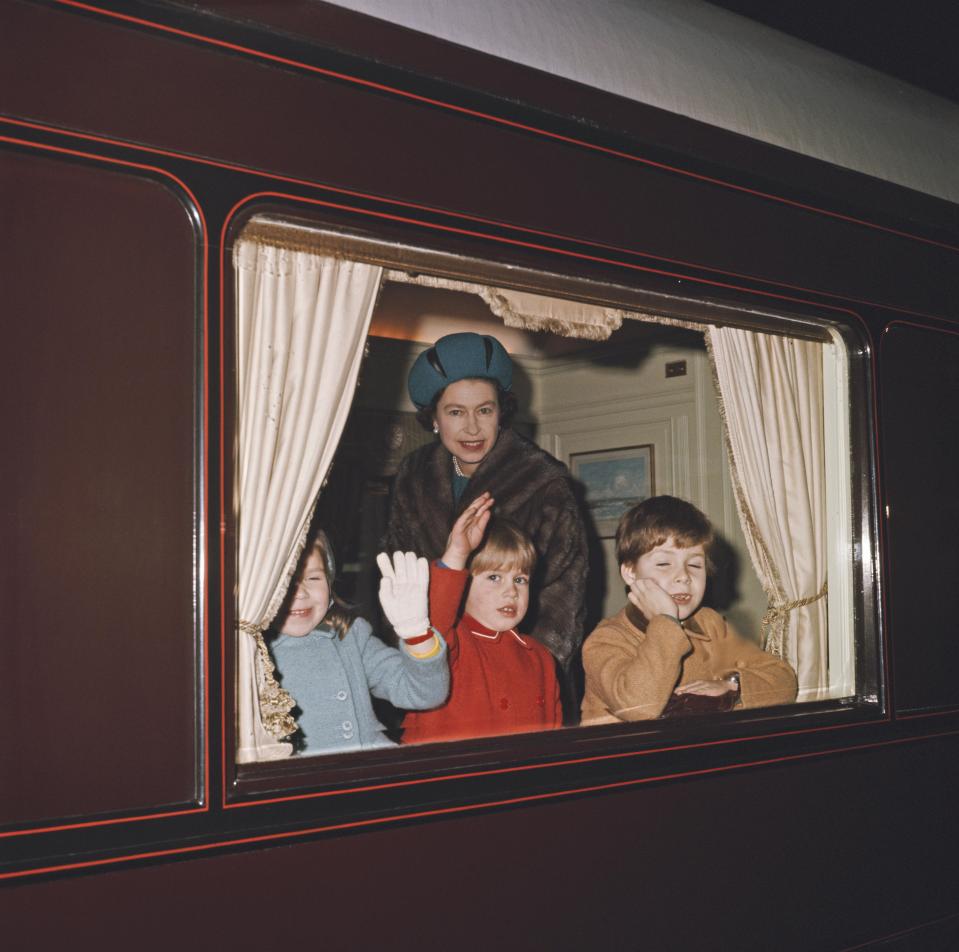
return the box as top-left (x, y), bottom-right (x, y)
top-left (401, 493), bottom-right (562, 744)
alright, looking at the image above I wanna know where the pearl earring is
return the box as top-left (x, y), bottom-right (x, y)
top-left (432, 423), bottom-right (439, 434)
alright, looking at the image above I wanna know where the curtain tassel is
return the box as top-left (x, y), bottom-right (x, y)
top-left (761, 582), bottom-right (828, 660)
top-left (238, 620), bottom-right (298, 740)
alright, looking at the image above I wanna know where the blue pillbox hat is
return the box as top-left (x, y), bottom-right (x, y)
top-left (408, 332), bottom-right (513, 409)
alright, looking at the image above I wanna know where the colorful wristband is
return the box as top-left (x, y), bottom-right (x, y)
top-left (404, 630), bottom-right (434, 646)
top-left (408, 635), bottom-right (442, 660)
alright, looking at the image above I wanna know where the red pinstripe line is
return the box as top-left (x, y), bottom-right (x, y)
top-left (228, 708), bottom-right (878, 809)
top-left (1, 114), bottom-right (953, 326)
top-left (0, 805), bottom-right (202, 841)
top-left (872, 352), bottom-right (891, 719)
top-left (898, 708), bottom-right (959, 720)
top-left (6, 726), bottom-right (956, 881)
top-left (837, 912), bottom-right (959, 952)
top-left (220, 213), bottom-right (229, 808)
top-left (884, 319), bottom-right (959, 338)
top-left (219, 190), bottom-right (866, 321)
top-left (0, 134), bottom-right (212, 838)
top-left (49, 0), bottom-right (959, 258)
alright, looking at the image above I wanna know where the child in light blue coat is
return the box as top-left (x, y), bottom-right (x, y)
top-left (269, 531), bottom-right (448, 755)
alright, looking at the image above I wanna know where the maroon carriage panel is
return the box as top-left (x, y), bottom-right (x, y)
top-left (881, 322), bottom-right (959, 715)
top-left (0, 148), bottom-right (201, 826)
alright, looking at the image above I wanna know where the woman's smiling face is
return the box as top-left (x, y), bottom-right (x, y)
top-left (433, 378), bottom-right (500, 475)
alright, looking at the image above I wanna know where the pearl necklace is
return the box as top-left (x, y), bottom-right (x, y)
top-left (452, 455), bottom-right (467, 478)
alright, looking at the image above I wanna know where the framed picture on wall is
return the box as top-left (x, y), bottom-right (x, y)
top-left (570, 444), bottom-right (655, 537)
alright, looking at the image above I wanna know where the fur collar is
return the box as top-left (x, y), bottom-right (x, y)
top-left (415, 427), bottom-right (570, 517)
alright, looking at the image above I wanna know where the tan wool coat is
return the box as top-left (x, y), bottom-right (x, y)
top-left (581, 604), bottom-right (798, 725)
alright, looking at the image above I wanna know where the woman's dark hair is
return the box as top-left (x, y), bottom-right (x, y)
top-left (415, 378), bottom-right (518, 431)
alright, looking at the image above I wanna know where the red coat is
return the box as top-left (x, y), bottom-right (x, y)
top-left (402, 564), bottom-right (562, 744)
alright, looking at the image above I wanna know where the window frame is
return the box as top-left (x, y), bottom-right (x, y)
top-left (224, 206), bottom-right (883, 807)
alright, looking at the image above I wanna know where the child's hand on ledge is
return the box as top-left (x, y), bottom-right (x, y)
top-left (441, 492), bottom-right (494, 570)
top-left (376, 550), bottom-right (431, 640)
top-left (673, 678), bottom-right (737, 697)
top-left (626, 577), bottom-right (679, 622)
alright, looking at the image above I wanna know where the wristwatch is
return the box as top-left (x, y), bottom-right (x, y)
top-left (724, 671), bottom-right (741, 693)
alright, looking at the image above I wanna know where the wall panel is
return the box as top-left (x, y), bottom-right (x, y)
top-left (0, 148), bottom-right (201, 826)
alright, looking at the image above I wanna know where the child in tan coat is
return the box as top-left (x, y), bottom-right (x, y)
top-left (581, 496), bottom-right (797, 724)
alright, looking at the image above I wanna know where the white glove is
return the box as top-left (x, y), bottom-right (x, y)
top-left (376, 551), bottom-right (431, 640)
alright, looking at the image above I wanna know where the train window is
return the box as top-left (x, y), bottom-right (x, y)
top-left (230, 214), bottom-right (874, 774)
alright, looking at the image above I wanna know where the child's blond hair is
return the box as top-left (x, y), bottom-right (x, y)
top-left (469, 518), bottom-right (537, 576)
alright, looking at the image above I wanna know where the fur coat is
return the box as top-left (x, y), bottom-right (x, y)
top-left (385, 427), bottom-right (587, 671)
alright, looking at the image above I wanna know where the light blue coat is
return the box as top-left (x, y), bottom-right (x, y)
top-left (270, 618), bottom-right (448, 755)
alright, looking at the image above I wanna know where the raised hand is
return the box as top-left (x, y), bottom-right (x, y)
top-left (441, 492), bottom-right (495, 570)
top-left (626, 577), bottom-right (679, 622)
top-left (376, 550), bottom-right (431, 640)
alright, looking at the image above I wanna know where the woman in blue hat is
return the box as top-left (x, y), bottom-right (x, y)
top-left (385, 332), bottom-right (588, 721)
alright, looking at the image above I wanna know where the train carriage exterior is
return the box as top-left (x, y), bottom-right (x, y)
top-left (3, 1), bottom-right (959, 949)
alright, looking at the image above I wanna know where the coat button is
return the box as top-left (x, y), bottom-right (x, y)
top-left (499, 698), bottom-right (509, 710)
top-left (336, 690), bottom-right (348, 700)
top-left (342, 720), bottom-right (353, 731)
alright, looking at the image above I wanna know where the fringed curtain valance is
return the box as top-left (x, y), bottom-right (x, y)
top-left (384, 270), bottom-right (629, 340)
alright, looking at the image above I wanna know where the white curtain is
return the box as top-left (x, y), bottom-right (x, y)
top-left (234, 239), bottom-right (383, 763)
top-left (706, 327), bottom-right (828, 700)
